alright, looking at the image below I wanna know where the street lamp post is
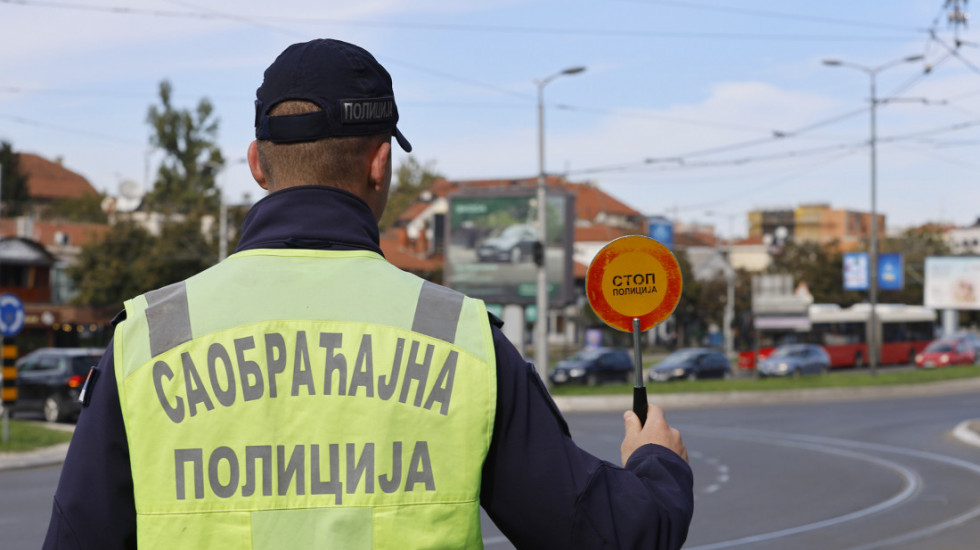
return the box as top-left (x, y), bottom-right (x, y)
top-left (823, 55), bottom-right (923, 376)
top-left (535, 66), bottom-right (585, 384)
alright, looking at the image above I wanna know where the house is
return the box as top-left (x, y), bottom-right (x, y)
top-left (0, 152), bottom-right (115, 350)
top-left (748, 203), bottom-right (885, 252)
top-left (946, 218), bottom-right (980, 255)
top-left (0, 236), bottom-right (115, 349)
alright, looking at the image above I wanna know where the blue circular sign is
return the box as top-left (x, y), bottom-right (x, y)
top-left (0, 294), bottom-right (25, 338)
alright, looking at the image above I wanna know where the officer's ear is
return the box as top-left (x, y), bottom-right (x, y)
top-left (368, 140), bottom-right (392, 192)
top-left (365, 140), bottom-right (392, 221)
top-left (247, 141), bottom-right (269, 191)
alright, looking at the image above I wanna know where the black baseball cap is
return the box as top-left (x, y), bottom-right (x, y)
top-left (255, 39), bottom-right (412, 152)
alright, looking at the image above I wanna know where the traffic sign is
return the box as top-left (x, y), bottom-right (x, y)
top-left (586, 235), bottom-right (683, 333)
top-left (0, 294), bottom-right (25, 338)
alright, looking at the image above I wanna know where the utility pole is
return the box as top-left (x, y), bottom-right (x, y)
top-left (946, 0), bottom-right (970, 42)
top-left (823, 54), bottom-right (924, 376)
top-left (534, 66), bottom-right (585, 385)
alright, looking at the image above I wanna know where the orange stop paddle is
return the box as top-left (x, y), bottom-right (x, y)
top-left (586, 236), bottom-right (683, 425)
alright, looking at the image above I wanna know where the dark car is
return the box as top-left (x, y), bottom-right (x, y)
top-left (549, 347), bottom-right (634, 386)
top-left (915, 338), bottom-right (976, 368)
top-left (648, 348), bottom-right (732, 382)
top-left (475, 223), bottom-right (539, 263)
top-left (13, 348), bottom-right (103, 422)
top-left (757, 343), bottom-right (831, 377)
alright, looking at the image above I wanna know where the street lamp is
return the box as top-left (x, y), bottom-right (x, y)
top-left (535, 65), bottom-right (585, 384)
top-left (823, 54), bottom-right (923, 376)
top-left (206, 158), bottom-right (247, 262)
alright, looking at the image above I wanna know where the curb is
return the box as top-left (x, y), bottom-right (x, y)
top-left (0, 442), bottom-right (70, 471)
top-left (553, 375), bottom-right (980, 412)
top-left (953, 420), bottom-right (980, 448)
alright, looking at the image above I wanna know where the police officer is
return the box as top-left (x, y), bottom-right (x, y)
top-left (44, 39), bottom-right (693, 549)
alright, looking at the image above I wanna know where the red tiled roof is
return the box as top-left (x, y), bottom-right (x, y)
top-left (734, 235), bottom-right (765, 246)
top-left (674, 231), bottom-right (718, 248)
top-left (574, 224), bottom-right (636, 242)
top-left (560, 182), bottom-right (640, 220)
top-left (0, 219), bottom-right (110, 248)
top-left (424, 177), bottom-right (640, 223)
top-left (17, 153), bottom-right (98, 200)
top-left (428, 177), bottom-right (545, 198)
top-left (379, 234), bottom-right (442, 273)
top-left (396, 201), bottom-right (430, 223)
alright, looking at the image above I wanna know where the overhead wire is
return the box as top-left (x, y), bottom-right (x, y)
top-left (0, 0), bottom-right (923, 42)
top-left (6, 0), bottom-right (980, 205)
top-left (569, 109), bottom-right (980, 177)
top-left (0, 113), bottom-right (145, 146)
top-left (567, 107), bottom-right (869, 176)
top-left (652, 148), bottom-right (868, 214)
top-left (621, 0), bottom-right (926, 32)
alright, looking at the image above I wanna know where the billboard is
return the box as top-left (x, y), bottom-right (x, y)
top-left (446, 189), bottom-right (575, 306)
top-left (925, 257), bottom-right (980, 310)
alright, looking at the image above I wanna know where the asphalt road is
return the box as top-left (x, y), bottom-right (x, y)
top-left (4, 389), bottom-right (978, 549)
top-left (483, 391), bottom-right (980, 549)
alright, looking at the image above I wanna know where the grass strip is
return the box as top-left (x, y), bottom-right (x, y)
top-left (550, 365), bottom-right (980, 396)
top-left (0, 419), bottom-right (73, 453)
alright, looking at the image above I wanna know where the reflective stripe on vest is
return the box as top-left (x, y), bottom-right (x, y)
top-left (145, 281), bottom-right (192, 357)
top-left (115, 249), bottom-right (496, 549)
top-left (144, 279), bottom-right (465, 356)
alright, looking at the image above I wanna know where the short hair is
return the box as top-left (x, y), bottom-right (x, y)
top-left (256, 101), bottom-right (389, 191)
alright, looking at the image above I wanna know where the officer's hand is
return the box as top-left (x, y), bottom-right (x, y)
top-left (621, 405), bottom-right (688, 466)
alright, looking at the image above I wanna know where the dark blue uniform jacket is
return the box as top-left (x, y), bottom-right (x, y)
top-left (43, 185), bottom-right (693, 549)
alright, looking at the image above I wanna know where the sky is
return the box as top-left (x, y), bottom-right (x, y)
top-left (2, 0), bottom-right (980, 239)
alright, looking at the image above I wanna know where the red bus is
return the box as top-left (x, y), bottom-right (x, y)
top-left (740, 303), bottom-right (936, 369)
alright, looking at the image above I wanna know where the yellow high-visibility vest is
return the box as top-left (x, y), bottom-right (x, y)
top-left (114, 248), bottom-right (496, 549)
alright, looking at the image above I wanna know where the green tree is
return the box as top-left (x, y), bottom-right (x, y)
top-left (880, 225), bottom-right (951, 305)
top-left (0, 141), bottom-right (31, 217)
top-left (68, 83), bottom-right (225, 308)
top-left (379, 156), bottom-right (441, 231)
top-left (68, 220), bottom-right (215, 308)
top-left (767, 240), bottom-right (863, 306)
top-left (673, 249), bottom-right (704, 346)
top-left (44, 193), bottom-right (109, 224)
top-left (67, 221), bottom-right (158, 308)
top-left (765, 227), bottom-right (952, 308)
top-left (144, 80), bottom-right (224, 216)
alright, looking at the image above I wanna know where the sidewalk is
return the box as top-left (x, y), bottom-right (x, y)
top-left (2, 380), bottom-right (978, 471)
top-left (0, 419), bottom-right (74, 471)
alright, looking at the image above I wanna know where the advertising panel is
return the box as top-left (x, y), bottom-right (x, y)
top-left (446, 189), bottom-right (575, 306)
top-left (843, 252), bottom-right (869, 291)
top-left (925, 257), bottom-right (980, 310)
top-left (878, 253), bottom-right (904, 291)
top-left (646, 216), bottom-right (674, 250)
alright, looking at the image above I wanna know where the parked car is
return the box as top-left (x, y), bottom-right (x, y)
top-left (915, 338), bottom-right (976, 368)
top-left (757, 343), bottom-right (831, 377)
top-left (549, 347), bottom-right (634, 386)
top-left (475, 223), bottom-right (538, 263)
top-left (13, 348), bottom-right (103, 422)
top-left (648, 348), bottom-right (732, 382)
top-left (951, 331), bottom-right (980, 359)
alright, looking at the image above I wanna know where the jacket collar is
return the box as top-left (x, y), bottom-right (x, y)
top-left (235, 185), bottom-right (383, 255)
